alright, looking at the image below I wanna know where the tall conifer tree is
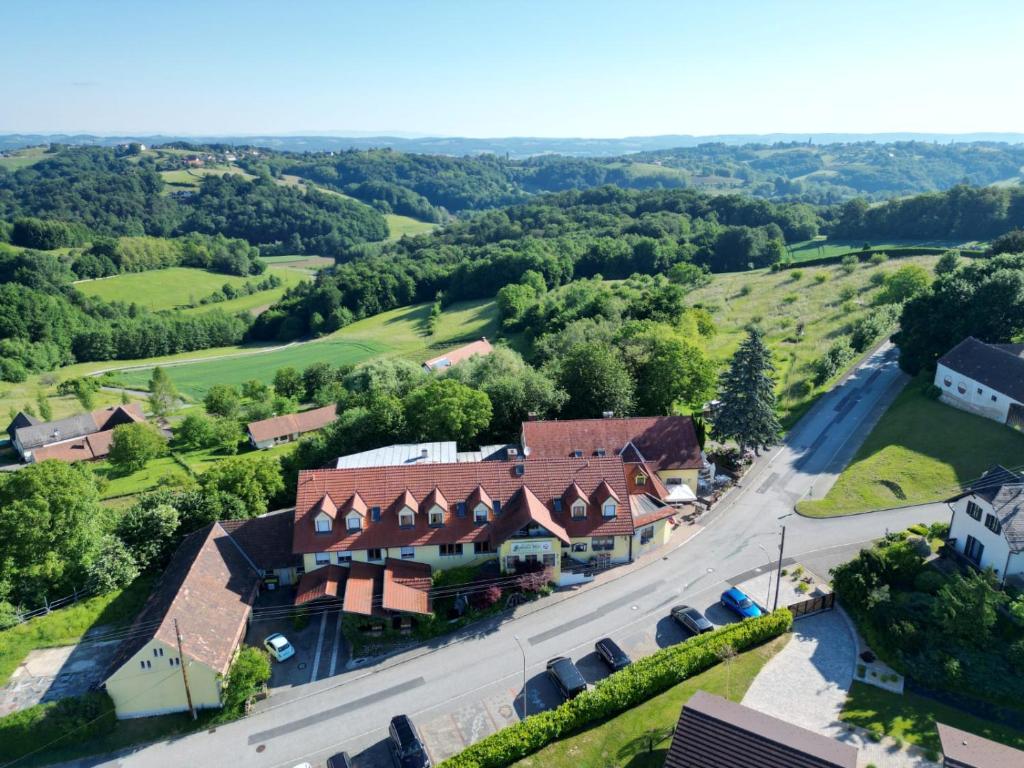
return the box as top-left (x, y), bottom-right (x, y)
top-left (712, 327), bottom-right (781, 453)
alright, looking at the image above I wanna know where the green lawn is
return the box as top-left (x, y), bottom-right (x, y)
top-left (786, 237), bottom-right (973, 264)
top-left (0, 574), bottom-right (155, 686)
top-left (512, 634), bottom-right (790, 768)
top-left (75, 266), bottom-right (307, 312)
top-left (385, 213), bottom-right (439, 240)
top-left (840, 681), bottom-right (1024, 755)
top-left (685, 255), bottom-right (941, 421)
top-left (798, 379), bottom-right (1024, 517)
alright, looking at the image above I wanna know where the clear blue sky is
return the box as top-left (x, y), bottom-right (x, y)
top-left (2, 0), bottom-right (1021, 137)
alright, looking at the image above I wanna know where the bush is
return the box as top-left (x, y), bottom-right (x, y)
top-left (85, 534), bottom-right (140, 593)
top-left (789, 269), bottom-right (804, 281)
top-left (814, 272), bottom-right (828, 284)
top-left (812, 338), bottom-right (856, 385)
top-left (475, 585), bottom-right (503, 609)
top-left (840, 254), bottom-right (859, 274)
top-left (439, 610), bottom-right (793, 768)
top-left (869, 251), bottom-right (889, 265)
top-left (0, 691), bottom-right (116, 763)
top-left (218, 646), bottom-right (271, 719)
top-left (869, 270), bottom-right (888, 287)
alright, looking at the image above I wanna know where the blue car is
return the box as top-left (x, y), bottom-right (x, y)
top-left (720, 587), bottom-right (763, 619)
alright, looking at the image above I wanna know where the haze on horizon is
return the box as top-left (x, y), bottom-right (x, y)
top-left (1, 0), bottom-right (1021, 138)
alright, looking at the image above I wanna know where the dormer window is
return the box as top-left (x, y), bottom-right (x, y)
top-left (474, 504), bottom-right (488, 524)
top-left (429, 506), bottom-right (445, 526)
top-left (399, 508), bottom-right (415, 528)
top-left (314, 514), bottom-right (332, 533)
top-left (346, 513), bottom-right (362, 532)
top-left (603, 501), bottom-right (617, 518)
top-left (595, 448), bottom-right (606, 457)
top-left (572, 449), bottom-right (583, 458)
top-left (572, 501), bottom-right (586, 519)
top-left (635, 473), bottom-right (647, 486)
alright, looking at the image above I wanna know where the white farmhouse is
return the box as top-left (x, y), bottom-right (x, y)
top-left (934, 337), bottom-right (1024, 429)
top-left (947, 465), bottom-right (1024, 586)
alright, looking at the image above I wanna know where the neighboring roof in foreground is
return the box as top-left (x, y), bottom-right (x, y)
top-left (937, 722), bottom-right (1024, 768)
top-left (664, 691), bottom-right (858, 768)
top-left (938, 336), bottom-right (1024, 403)
top-left (951, 464), bottom-right (1024, 553)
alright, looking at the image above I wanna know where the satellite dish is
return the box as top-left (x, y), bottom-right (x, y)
top-left (522, 446), bottom-right (532, 457)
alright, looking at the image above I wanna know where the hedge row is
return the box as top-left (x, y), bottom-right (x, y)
top-left (0, 691), bottom-right (116, 762)
top-left (439, 609), bottom-right (793, 768)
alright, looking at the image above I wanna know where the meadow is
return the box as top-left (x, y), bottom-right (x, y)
top-left (0, 146), bottom-right (48, 171)
top-left (785, 237), bottom-right (974, 263)
top-left (75, 266), bottom-right (307, 312)
top-left (685, 254), bottom-right (942, 421)
top-left (385, 213), bottom-right (439, 240)
top-left (158, 165), bottom-right (254, 191)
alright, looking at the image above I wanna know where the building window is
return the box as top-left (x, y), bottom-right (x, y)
top-left (400, 546), bottom-right (415, 559)
top-left (572, 501), bottom-right (586, 519)
top-left (474, 541), bottom-right (495, 554)
top-left (153, 648), bottom-right (164, 657)
top-left (542, 554), bottom-right (557, 567)
top-left (370, 506), bottom-right (381, 522)
top-left (367, 548), bottom-right (384, 562)
top-left (635, 474), bottom-right (647, 486)
top-left (592, 537), bottom-right (615, 552)
top-left (595, 448), bottom-right (606, 457)
top-left (984, 514), bottom-right (1002, 535)
top-left (336, 552), bottom-right (352, 564)
top-left (456, 502), bottom-right (467, 517)
top-left (315, 552), bottom-right (330, 565)
top-left (964, 534), bottom-right (984, 565)
top-left (346, 515), bottom-right (362, 532)
top-left (429, 508), bottom-right (445, 526)
top-left (966, 500), bottom-right (983, 521)
top-left (943, 376), bottom-right (952, 388)
top-left (439, 543), bottom-right (463, 557)
top-left (572, 449), bottom-right (583, 458)
top-left (603, 502), bottom-right (617, 518)
top-left (493, 500), bottom-right (502, 515)
top-left (992, 395), bottom-right (998, 402)
top-left (552, 499), bottom-right (563, 513)
top-left (399, 510), bottom-right (415, 528)
top-left (473, 505), bottom-right (488, 524)
top-left (571, 542), bottom-right (588, 553)
top-left (957, 382), bottom-right (967, 395)
top-left (140, 660), bottom-right (152, 670)
top-left (977, 387), bottom-right (983, 395)
top-left (170, 657), bottom-right (180, 667)
top-left (315, 515), bottom-right (332, 533)
top-left (640, 525), bottom-right (654, 545)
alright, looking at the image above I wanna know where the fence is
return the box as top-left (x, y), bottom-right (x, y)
top-left (787, 591), bottom-right (835, 619)
top-left (9, 580), bottom-right (102, 625)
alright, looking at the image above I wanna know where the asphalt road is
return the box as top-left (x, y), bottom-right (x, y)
top-left (85, 343), bottom-right (950, 768)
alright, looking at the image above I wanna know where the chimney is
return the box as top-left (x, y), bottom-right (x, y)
top-left (419, 447), bottom-right (429, 460)
top-left (506, 447), bottom-right (519, 460)
top-left (526, 411), bottom-right (538, 421)
top-left (602, 411), bottom-right (615, 419)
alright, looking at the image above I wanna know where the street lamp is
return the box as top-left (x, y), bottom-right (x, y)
top-left (513, 634), bottom-right (528, 718)
top-left (757, 544), bottom-right (773, 610)
top-left (773, 513), bottom-right (794, 611)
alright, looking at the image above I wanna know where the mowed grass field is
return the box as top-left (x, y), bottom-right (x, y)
top-left (685, 255), bottom-right (942, 421)
top-left (0, 146), bottom-right (48, 171)
top-left (109, 297), bottom-right (500, 399)
top-left (798, 378), bottom-right (1024, 517)
top-left (786, 237), bottom-right (973, 263)
top-left (385, 213), bottom-right (438, 240)
top-left (75, 266), bottom-right (307, 312)
top-left (158, 165), bottom-right (254, 191)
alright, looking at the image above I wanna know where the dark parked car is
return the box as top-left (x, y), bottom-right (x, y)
top-left (546, 656), bottom-right (587, 699)
top-left (720, 587), bottom-right (763, 619)
top-left (595, 638), bottom-right (631, 671)
top-left (388, 714), bottom-right (431, 768)
top-left (671, 604), bottom-right (713, 635)
top-left (327, 754), bottom-right (353, 768)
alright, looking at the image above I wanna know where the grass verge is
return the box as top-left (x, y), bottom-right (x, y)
top-left (840, 681), bottom-right (1024, 754)
top-left (512, 634), bottom-right (790, 768)
top-left (798, 378), bottom-right (1024, 517)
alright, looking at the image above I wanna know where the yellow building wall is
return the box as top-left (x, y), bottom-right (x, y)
top-left (634, 517), bottom-right (672, 557)
top-left (563, 534), bottom-right (631, 564)
top-left (303, 545), bottom-right (494, 575)
top-left (497, 538), bottom-right (563, 580)
top-left (656, 468), bottom-right (699, 490)
top-left (105, 639), bottom-right (223, 719)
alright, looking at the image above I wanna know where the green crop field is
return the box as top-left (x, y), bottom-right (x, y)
top-left (75, 266), bottom-right (307, 311)
top-left (385, 213), bottom-right (438, 240)
top-left (107, 297), bottom-right (500, 399)
top-left (685, 254), bottom-right (942, 422)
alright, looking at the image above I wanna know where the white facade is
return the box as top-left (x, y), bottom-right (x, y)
top-left (934, 362), bottom-right (1018, 424)
top-left (948, 494), bottom-right (1024, 583)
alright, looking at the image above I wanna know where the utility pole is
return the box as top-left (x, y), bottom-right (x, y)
top-left (772, 525), bottom-right (786, 611)
top-left (513, 635), bottom-right (528, 718)
top-left (174, 618), bottom-right (197, 720)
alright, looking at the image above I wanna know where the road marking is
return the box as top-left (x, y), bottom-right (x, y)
top-left (756, 472), bottom-right (779, 494)
top-left (327, 611), bottom-right (343, 677)
top-left (309, 610), bottom-right (328, 683)
top-left (247, 676), bottom-right (426, 744)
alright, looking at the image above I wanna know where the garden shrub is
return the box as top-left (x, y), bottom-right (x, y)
top-left (217, 646), bottom-right (271, 720)
top-left (439, 610), bottom-right (793, 768)
top-left (0, 691), bottom-right (116, 762)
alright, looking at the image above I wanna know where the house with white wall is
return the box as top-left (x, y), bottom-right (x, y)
top-left (947, 465), bottom-right (1024, 586)
top-left (934, 337), bottom-right (1024, 429)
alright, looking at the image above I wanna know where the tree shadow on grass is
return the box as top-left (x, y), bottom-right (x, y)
top-left (617, 726), bottom-right (673, 768)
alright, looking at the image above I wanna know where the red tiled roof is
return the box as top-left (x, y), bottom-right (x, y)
top-left (295, 564), bottom-right (347, 605)
top-left (247, 404), bottom-right (338, 443)
top-left (489, 486), bottom-right (571, 546)
top-left (293, 457), bottom-right (638, 555)
top-left (30, 426), bottom-right (126, 463)
top-left (343, 561), bottom-right (380, 615)
top-left (92, 403), bottom-right (145, 430)
top-left (314, 493), bottom-right (338, 519)
top-left (625, 462), bottom-right (671, 499)
top-left (382, 559), bottom-right (432, 615)
top-left (219, 511), bottom-right (298, 571)
top-left (423, 338), bottom-right (494, 370)
top-left (522, 416), bottom-right (702, 471)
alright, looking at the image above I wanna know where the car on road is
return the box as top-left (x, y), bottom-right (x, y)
top-left (327, 753), bottom-right (353, 768)
top-left (671, 604), bottom-right (713, 635)
top-left (388, 714), bottom-right (431, 768)
top-left (263, 633), bottom-right (295, 662)
top-left (720, 587), bottom-right (763, 619)
top-left (546, 656), bottom-right (588, 699)
top-left (594, 638), bottom-right (631, 671)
